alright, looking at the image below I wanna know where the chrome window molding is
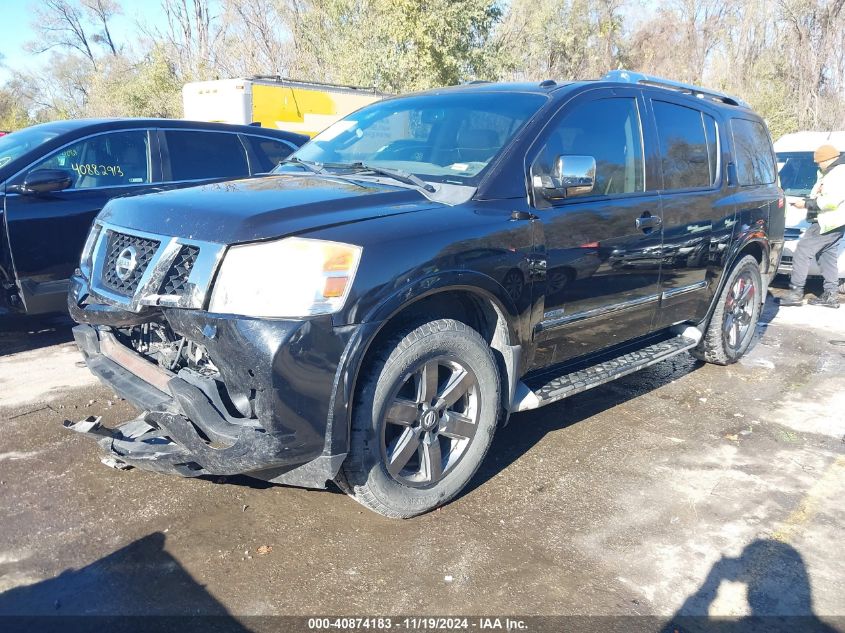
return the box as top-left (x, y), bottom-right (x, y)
top-left (5, 181), bottom-right (160, 198)
top-left (87, 221), bottom-right (226, 312)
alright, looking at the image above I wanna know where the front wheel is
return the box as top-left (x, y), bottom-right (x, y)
top-left (341, 319), bottom-right (501, 518)
top-left (692, 255), bottom-right (762, 365)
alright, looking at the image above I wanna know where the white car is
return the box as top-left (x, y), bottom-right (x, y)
top-left (775, 131), bottom-right (845, 293)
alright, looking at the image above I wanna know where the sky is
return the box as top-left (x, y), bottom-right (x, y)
top-left (0, 0), bottom-right (172, 82)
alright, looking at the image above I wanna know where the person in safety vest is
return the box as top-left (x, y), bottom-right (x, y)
top-left (780, 144), bottom-right (845, 308)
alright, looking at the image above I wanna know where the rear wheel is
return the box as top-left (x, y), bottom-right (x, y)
top-left (341, 319), bottom-right (500, 518)
top-left (692, 255), bottom-right (762, 365)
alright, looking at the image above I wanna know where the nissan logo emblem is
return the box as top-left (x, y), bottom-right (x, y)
top-left (115, 245), bottom-right (138, 281)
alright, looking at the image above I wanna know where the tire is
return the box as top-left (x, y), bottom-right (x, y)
top-left (839, 279), bottom-right (845, 295)
top-left (340, 319), bottom-right (501, 518)
top-left (692, 255), bottom-right (762, 365)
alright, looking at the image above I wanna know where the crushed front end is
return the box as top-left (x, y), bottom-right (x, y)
top-left (67, 221), bottom-right (364, 487)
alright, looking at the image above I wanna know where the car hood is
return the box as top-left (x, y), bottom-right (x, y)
top-left (98, 174), bottom-right (443, 244)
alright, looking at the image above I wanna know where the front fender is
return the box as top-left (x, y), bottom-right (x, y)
top-left (357, 269), bottom-right (524, 344)
top-left (324, 270), bottom-right (528, 459)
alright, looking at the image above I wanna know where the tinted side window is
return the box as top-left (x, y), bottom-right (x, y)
top-left (28, 131), bottom-right (150, 189)
top-left (731, 118), bottom-right (776, 185)
top-left (535, 97), bottom-right (644, 196)
top-left (653, 101), bottom-right (714, 190)
top-left (165, 131), bottom-right (248, 181)
top-left (246, 136), bottom-right (295, 172)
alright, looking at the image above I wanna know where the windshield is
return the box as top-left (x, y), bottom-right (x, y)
top-left (777, 151), bottom-right (818, 196)
top-left (281, 92), bottom-right (547, 186)
top-left (0, 125), bottom-right (67, 169)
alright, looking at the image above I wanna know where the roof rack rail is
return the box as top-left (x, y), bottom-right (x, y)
top-left (603, 70), bottom-right (749, 108)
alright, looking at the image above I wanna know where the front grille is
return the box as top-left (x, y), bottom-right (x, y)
top-left (784, 228), bottom-right (802, 240)
top-left (160, 246), bottom-right (200, 295)
top-left (102, 230), bottom-right (160, 296)
top-left (781, 255), bottom-right (793, 264)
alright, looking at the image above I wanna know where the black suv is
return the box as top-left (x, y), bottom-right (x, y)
top-left (0, 119), bottom-right (307, 315)
top-left (67, 71), bottom-right (783, 518)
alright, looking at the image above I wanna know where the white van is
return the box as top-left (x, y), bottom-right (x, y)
top-left (774, 131), bottom-right (845, 292)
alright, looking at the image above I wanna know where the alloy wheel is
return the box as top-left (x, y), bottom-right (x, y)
top-left (723, 271), bottom-right (756, 351)
top-left (380, 357), bottom-right (479, 487)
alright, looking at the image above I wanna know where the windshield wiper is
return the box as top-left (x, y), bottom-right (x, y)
top-left (328, 161), bottom-right (436, 193)
top-left (277, 156), bottom-right (326, 175)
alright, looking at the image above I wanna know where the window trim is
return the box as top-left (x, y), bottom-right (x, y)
top-left (6, 129), bottom-right (155, 192)
top-left (526, 89), bottom-right (650, 208)
top-left (651, 98), bottom-right (722, 195)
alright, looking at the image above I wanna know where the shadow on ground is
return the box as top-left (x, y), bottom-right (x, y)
top-left (0, 313), bottom-right (74, 357)
top-left (663, 539), bottom-right (842, 632)
top-left (0, 532), bottom-right (253, 631)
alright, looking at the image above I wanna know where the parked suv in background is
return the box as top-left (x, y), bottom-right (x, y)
top-left (774, 131), bottom-right (845, 293)
top-left (0, 119), bottom-right (307, 315)
top-left (67, 71), bottom-right (783, 518)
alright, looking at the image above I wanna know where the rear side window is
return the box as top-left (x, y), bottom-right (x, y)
top-left (731, 119), bottom-right (776, 185)
top-left (653, 101), bottom-right (718, 190)
top-left (246, 136), bottom-right (295, 172)
top-left (535, 97), bottom-right (645, 196)
top-left (164, 131), bottom-right (249, 181)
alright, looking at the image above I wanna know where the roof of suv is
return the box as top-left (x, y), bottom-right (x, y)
top-left (413, 75), bottom-right (751, 111)
top-left (416, 80), bottom-right (578, 96)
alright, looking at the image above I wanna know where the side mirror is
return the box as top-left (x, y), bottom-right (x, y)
top-left (537, 155), bottom-right (596, 200)
top-left (22, 169), bottom-right (73, 194)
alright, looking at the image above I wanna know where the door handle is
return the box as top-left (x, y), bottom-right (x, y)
top-left (635, 214), bottom-right (662, 231)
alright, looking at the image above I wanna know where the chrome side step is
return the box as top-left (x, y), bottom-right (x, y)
top-left (515, 328), bottom-right (701, 412)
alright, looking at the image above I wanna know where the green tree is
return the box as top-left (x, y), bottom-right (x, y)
top-left (88, 47), bottom-right (183, 118)
top-left (0, 82), bottom-right (35, 131)
top-left (289, 0), bottom-right (502, 92)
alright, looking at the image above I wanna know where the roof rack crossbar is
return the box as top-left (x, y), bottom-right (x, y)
top-left (603, 70), bottom-right (749, 108)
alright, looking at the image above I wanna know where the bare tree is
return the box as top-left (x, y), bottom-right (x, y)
top-left (216, 0), bottom-right (291, 77)
top-left (155, 0), bottom-right (227, 80)
top-left (777, 0), bottom-right (845, 128)
top-left (30, 0), bottom-right (98, 69)
top-left (82, 0), bottom-right (122, 56)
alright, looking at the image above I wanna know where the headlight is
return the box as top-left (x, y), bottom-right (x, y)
top-left (80, 223), bottom-right (102, 277)
top-left (208, 237), bottom-right (362, 318)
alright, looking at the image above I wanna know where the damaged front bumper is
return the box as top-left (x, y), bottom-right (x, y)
top-left (67, 273), bottom-right (374, 488)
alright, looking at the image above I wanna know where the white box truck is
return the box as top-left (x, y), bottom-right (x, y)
top-left (183, 76), bottom-right (386, 137)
